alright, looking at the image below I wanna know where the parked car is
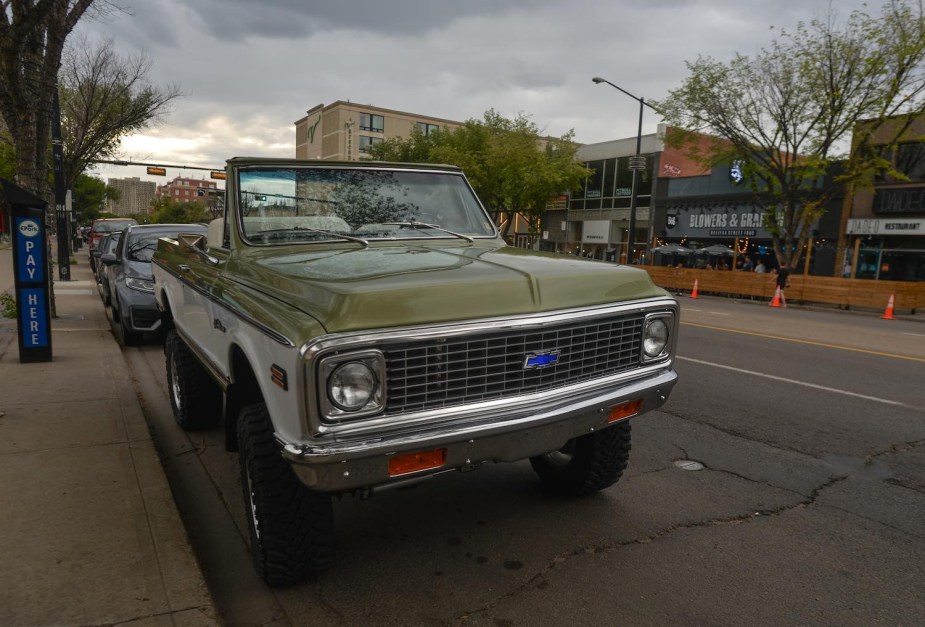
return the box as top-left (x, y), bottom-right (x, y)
top-left (95, 231), bottom-right (123, 305)
top-left (101, 223), bottom-right (207, 345)
top-left (91, 231), bottom-right (121, 283)
top-left (88, 218), bottom-right (137, 275)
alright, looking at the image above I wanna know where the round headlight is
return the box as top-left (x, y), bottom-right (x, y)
top-left (643, 318), bottom-right (670, 358)
top-left (328, 361), bottom-right (377, 411)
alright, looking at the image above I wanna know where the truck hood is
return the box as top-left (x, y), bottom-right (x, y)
top-left (227, 242), bottom-right (667, 333)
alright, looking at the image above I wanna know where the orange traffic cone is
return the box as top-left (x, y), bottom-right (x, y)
top-left (881, 294), bottom-right (895, 320)
top-left (690, 278), bottom-right (700, 299)
top-left (769, 286), bottom-right (782, 308)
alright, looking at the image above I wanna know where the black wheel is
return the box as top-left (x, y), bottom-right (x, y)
top-left (237, 402), bottom-right (335, 586)
top-left (165, 330), bottom-right (222, 430)
top-left (117, 302), bottom-right (142, 346)
top-left (529, 421), bottom-right (632, 496)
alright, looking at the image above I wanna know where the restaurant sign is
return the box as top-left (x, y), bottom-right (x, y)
top-left (847, 218), bottom-right (923, 235)
top-left (664, 205), bottom-right (774, 239)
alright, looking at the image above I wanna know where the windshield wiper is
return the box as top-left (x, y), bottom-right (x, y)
top-left (252, 226), bottom-right (369, 248)
top-left (384, 221), bottom-right (474, 244)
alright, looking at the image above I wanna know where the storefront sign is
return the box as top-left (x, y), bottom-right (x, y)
top-left (847, 218), bottom-right (923, 235)
top-left (582, 220), bottom-right (610, 244)
top-left (664, 204), bottom-right (774, 239)
top-left (874, 188), bottom-right (925, 214)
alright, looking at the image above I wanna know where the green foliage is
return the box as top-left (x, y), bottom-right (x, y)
top-left (369, 109), bottom-right (590, 241)
top-left (0, 126), bottom-right (15, 181)
top-left (149, 197), bottom-right (211, 224)
top-left (369, 126), bottom-right (446, 163)
top-left (72, 174), bottom-right (120, 223)
top-left (653, 0), bottom-right (925, 270)
top-left (1, 292), bottom-right (16, 319)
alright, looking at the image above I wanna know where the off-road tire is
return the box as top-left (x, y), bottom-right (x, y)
top-left (529, 420), bottom-right (632, 496)
top-left (237, 402), bottom-right (335, 586)
top-left (165, 330), bottom-right (222, 430)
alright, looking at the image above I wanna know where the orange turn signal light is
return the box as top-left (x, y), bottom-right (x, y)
top-left (607, 399), bottom-right (643, 423)
top-left (388, 448), bottom-right (447, 477)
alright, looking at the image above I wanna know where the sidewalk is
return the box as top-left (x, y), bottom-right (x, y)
top-left (0, 243), bottom-right (218, 626)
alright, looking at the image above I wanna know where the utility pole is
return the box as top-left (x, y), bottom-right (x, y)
top-left (51, 82), bottom-right (70, 282)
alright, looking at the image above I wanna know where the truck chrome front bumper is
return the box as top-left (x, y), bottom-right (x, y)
top-left (278, 367), bottom-right (677, 493)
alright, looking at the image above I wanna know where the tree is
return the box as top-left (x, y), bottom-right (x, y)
top-left (369, 125), bottom-right (447, 163)
top-left (370, 109), bottom-right (590, 243)
top-left (71, 173), bottom-right (118, 223)
top-left (653, 0), bottom-right (925, 271)
top-left (0, 0), bottom-right (103, 201)
top-left (59, 36), bottom-right (183, 191)
top-left (0, 120), bottom-right (14, 181)
top-left (149, 196), bottom-right (210, 224)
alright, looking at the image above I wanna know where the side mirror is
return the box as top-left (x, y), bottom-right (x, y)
top-left (178, 233), bottom-right (207, 252)
top-left (100, 253), bottom-right (118, 265)
top-left (179, 232), bottom-right (219, 266)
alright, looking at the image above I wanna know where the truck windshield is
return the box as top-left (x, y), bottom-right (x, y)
top-left (237, 167), bottom-right (496, 245)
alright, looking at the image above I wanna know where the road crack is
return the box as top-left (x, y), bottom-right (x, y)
top-left (454, 476), bottom-right (846, 625)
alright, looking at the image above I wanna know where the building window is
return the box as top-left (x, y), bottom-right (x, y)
top-left (359, 135), bottom-right (383, 153)
top-left (416, 122), bottom-right (439, 136)
top-left (360, 113), bottom-right (384, 133)
top-left (895, 142), bottom-right (925, 182)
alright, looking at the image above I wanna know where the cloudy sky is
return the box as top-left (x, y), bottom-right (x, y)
top-left (77, 0), bottom-right (874, 183)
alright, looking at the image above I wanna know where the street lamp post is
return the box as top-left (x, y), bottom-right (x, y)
top-left (592, 76), bottom-right (658, 264)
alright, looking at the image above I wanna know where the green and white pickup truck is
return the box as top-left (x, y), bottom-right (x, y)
top-left (152, 157), bottom-right (679, 586)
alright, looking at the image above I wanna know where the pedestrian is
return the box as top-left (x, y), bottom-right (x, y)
top-left (770, 265), bottom-right (790, 307)
top-left (741, 257), bottom-right (754, 272)
top-left (755, 260), bottom-right (766, 274)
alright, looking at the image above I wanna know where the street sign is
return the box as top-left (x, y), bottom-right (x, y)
top-left (147, 166), bottom-right (167, 176)
top-left (210, 171), bottom-right (226, 180)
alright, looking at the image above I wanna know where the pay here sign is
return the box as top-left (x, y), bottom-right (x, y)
top-left (3, 177), bottom-right (53, 362)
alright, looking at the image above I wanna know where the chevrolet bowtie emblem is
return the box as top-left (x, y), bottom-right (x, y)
top-left (523, 350), bottom-right (561, 369)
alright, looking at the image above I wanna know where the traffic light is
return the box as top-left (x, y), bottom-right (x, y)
top-left (146, 166), bottom-right (167, 176)
top-left (210, 171), bottom-right (226, 180)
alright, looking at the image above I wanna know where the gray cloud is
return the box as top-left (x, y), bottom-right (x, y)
top-left (177, 0), bottom-right (558, 40)
top-left (76, 0), bottom-right (876, 181)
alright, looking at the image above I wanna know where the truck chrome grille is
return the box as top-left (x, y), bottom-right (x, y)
top-left (383, 314), bottom-right (644, 414)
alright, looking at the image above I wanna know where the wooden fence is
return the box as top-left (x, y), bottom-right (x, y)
top-left (642, 266), bottom-right (925, 314)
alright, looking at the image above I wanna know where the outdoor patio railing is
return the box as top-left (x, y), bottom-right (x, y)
top-left (642, 265), bottom-right (925, 314)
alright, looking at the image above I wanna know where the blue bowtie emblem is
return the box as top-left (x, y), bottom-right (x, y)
top-left (524, 350), bottom-right (561, 369)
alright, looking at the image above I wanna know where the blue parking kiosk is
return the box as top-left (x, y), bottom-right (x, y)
top-left (2, 179), bottom-right (53, 362)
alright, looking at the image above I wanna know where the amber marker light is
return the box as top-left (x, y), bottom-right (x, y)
top-left (388, 449), bottom-right (447, 477)
top-left (607, 399), bottom-right (643, 423)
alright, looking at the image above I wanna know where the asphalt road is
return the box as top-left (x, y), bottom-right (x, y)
top-left (116, 296), bottom-right (925, 626)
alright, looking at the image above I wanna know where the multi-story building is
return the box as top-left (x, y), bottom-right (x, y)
top-left (544, 124), bottom-right (845, 275)
top-left (156, 176), bottom-right (221, 216)
top-left (543, 131), bottom-right (659, 262)
top-left (156, 176), bottom-right (218, 202)
top-left (294, 101), bottom-right (462, 161)
top-left (841, 113), bottom-right (925, 281)
top-left (106, 177), bottom-right (156, 217)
